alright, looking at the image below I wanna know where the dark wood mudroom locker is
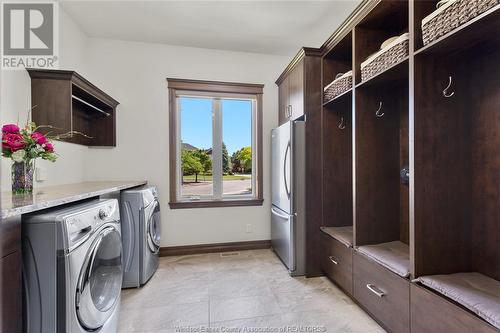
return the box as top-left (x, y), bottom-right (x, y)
top-left (288, 0), bottom-right (500, 332)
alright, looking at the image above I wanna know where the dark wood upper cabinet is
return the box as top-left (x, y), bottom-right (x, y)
top-left (27, 69), bottom-right (119, 147)
top-left (278, 73), bottom-right (290, 125)
top-left (276, 56), bottom-right (307, 125)
top-left (289, 59), bottom-right (304, 120)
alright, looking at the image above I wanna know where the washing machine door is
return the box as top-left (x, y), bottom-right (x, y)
top-left (145, 199), bottom-right (161, 253)
top-left (76, 224), bottom-right (122, 331)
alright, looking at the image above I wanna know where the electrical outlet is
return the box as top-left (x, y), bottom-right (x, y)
top-left (35, 167), bottom-right (48, 182)
top-left (246, 224), bottom-right (252, 233)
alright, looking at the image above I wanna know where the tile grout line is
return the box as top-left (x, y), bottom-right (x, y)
top-left (210, 312), bottom-right (283, 327)
top-left (208, 293), bottom-right (211, 327)
top-left (210, 312), bottom-right (283, 326)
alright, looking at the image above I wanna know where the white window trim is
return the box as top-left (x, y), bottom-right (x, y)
top-left (176, 91), bottom-right (257, 202)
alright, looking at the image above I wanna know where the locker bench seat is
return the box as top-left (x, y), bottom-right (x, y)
top-left (357, 241), bottom-right (410, 278)
top-left (320, 226), bottom-right (353, 247)
top-left (416, 272), bottom-right (500, 329)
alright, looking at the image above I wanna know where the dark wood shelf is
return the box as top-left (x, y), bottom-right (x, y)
top-left (324, 32), bottom-right (352, 62)
top-left (353, 0), bottom-right (408, 84)
top-left (323, 88), bottom-right (352, 107)
top-left (322, 32), bottom-right (353, 92)
top-left (414, 4), bottom-right (500, 56)
top-left (28, 69), bottom-right (119, 147)
top-left (72, 95), bottom-right (112, 117)
top-left (357, 0), bottom-right (408, 31)
top-left (355, 57), bottom-right (408, 89)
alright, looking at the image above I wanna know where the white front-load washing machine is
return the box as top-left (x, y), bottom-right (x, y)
top-left (120, 185), bottom-right (161, 288)
top-left (23, 199), bottom-right (122, 333)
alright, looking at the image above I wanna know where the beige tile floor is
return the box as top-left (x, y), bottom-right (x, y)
top-left (118, 249), bottom-right (386, 333)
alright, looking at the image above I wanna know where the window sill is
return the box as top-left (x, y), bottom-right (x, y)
top-left (169, 198), bottom-right (263, 209)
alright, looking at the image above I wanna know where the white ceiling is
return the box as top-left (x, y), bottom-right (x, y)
top-left (60, 0), bottom-right (361, 56)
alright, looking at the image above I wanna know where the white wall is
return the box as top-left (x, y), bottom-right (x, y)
top-left (1, 9), bottom-right (89, 190)
top-left (0, 8), bottom-right (291, 247)
top-left (82, 39), bottom-right (290, 246)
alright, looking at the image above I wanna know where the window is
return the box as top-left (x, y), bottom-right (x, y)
top-left (167, 78), bottom-right (263, 208)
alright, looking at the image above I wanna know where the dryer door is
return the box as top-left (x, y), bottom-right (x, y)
top-left (76, 225), bottom-right (122, 331)
top-left (145, 199), bottom-right (161, 253)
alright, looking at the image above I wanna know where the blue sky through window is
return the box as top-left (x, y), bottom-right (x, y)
top-left (180, 97), bottom-right (252, 155)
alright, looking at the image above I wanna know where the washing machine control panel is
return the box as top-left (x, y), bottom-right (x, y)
top-left (98, 209), bottom-right (108, 220)
top-left (65, 200), bottom-right (120, 249)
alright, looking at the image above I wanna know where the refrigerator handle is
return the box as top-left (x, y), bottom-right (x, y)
top-left (283, 141), bottom-right (291, 199)
top-left (271, 207), bottom-right (290, 219)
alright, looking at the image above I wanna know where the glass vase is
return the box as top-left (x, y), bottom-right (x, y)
top-left (11, 160), bottom-right (35, 194)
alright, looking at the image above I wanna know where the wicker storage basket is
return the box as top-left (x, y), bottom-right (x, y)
top-left (422, 0), bottom-right (499, 46)
top-left (360, 33), bottom-right (409, 82)
top-left (324, 71), bottom-right (352, 103)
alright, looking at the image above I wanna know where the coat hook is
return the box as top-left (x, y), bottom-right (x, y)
top-left (443, 76), bottom-right (455, 98)
top-left (338, 116), bottom-right (346, 130)
top-left (375, 101), bottom-right (384, 118)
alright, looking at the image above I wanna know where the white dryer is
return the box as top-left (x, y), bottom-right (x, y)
top-left (22, 199), bottom-right (122, 333)
top-left (120, 185), bottom-right (161, 288)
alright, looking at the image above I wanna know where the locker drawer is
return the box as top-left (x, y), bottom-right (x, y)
top-left (321, 233), bottom-right (353, 295)
top-left (353, 251), bottom-right (410, 333)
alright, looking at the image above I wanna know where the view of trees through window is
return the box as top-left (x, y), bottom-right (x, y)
top-left (180, 96), bottom-right (253, 198)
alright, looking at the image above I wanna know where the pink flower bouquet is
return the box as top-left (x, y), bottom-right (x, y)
top-left (2, 122), bottom-right (57, 163)
top-left (2, 122), bottom-right (59, 193)
top-left (2, 117), bottom-right (90, 193)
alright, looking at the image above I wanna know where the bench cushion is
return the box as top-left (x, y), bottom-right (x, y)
top-left (357, 241), bottom-right (410, 278)
top-left (320, 226), bottom-right (353, 247)
top-left (417, 272), bottom-right (500, 329)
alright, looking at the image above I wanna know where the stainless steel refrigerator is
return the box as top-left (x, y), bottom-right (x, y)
top-left (271, 120), bottom-right (306, 276)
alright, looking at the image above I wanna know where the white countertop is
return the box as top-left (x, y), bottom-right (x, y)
top-left (1, 181), bottom-right (147, 219)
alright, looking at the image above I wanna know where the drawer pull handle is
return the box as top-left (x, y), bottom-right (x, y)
top-left (366, 284), bottom-right (386, 298)
top-left (329, 256), bottom-right (338, 265)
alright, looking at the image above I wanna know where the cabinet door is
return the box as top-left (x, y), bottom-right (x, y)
top-left (0, 251), bottom-right (22, 333)
top-left (289, 59), bottom-right (304, 120)
top-left (31, 78), bottom-right (72, 137)
top-left (0, 216), bottom-right (21, 258)
top-left (278, 76), bottom-right (290, 125)
top-left (0, 216), bottom-right (22, 333)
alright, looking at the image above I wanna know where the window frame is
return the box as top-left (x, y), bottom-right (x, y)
top-left (167, 78), bottom-right (264, 209)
